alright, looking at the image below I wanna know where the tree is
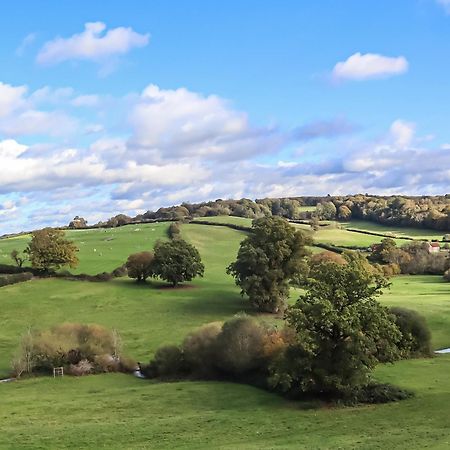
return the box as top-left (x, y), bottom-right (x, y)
top-left (315, 201), bottom-right (337, 220)
top-left (10, 249), bottom-right (26, 267)
top-left (68, 216), bottom-right (87, 228)
top-left (25, 228), bottom-right (78, 272)
top-left (269, 258), bottom-right (401, 398)
top-left (152, 239), bottom-right (204, 286)
top-left (126, 251), bottom-right (154, 282)
top-left (337, 205), bottom-right (352, 221)
top-left (227, 217), bottom-right (311, 313)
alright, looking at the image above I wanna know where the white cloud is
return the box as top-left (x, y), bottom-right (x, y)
top-left (129, 84), bottom-right (283, 162)
top-left (0, 82), bottom-right (27, 117)
top-left (389, 119), bottom-right (415, 148)
top-left (332, 52), bottom-right (408, 81)
top-left (37, 22), bottom-right (149, 65)
top-left (437, 0), bottom-right (450, 13)
top-left (71, 94), bottom-right (100, 107)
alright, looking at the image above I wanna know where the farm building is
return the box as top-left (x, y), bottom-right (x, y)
top-left (427, 242), bottom-right (441, 253)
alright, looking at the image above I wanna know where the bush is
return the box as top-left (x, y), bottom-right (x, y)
top-left (112, 264), bottom-right (127, 278)
top-left (168, 222), bottom-right (181, 239)
top-left (12, 324), bottom-right (129, 376)
top-left (69, 359), bottom-right (93, 376)
top-left (444, 269), bottom-right (450, 282)
top-left (354, 383), bottom-right (413, 404)
top-left (390, 307), bottom-right (432, 358)
top-left (182, 322), bottom-right (222, 377)
top-left (215, 315), bottom-right (269, 376)
top-left (146, 345), bottom-right (185, 378)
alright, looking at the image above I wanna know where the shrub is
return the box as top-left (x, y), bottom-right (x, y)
top-left (69, 359), bottom-right (93, 376)
top-left (215, 315), bottom-right (269, 376)
top-left (389, 307), bottom-right (432, 358)
top-left (182, 322), bottom-right (222, 377)
top-left (444, 269), bottom-right (450, 282)
top-left (112, 264), bottom-right (127, 278)
top-left (168, 222), bottom-right (181, 239)
top-left (354, 383), bottom-right (413, 404)
top-left (147, 345), bottom-right (185, 378)
top-left (12, 323), bottom-right (128, 376)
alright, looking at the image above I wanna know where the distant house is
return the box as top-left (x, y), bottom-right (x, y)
top-left (426, 242), bottom-right (440, 253)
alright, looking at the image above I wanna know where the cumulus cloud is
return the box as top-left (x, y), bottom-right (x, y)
top-left (128, 84), bottom-right (284, 162)
top-left (332, 52), bottom-right (408, 81)
top-left (0, 82), bottom-right (27, 118)
top-left (37, 22), bottom-right (149, 65)
top-left (0, 81), bottom-right (448, 234)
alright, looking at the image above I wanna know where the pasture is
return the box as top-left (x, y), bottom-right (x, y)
top-left (1, 221), bottom-right (450, 448)
top-left (0, 223), bottom-right (169, 275)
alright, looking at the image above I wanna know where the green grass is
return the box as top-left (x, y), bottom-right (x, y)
top-left (194, 216), bottom-right (253, 226)
top-left (0, 223), bottom-right (170, 275)
top-left (341, 219), bottom-right (446, 241)
top-left (2, 222), bottom-right (450, 448)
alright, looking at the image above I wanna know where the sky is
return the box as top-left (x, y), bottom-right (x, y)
top-left (0, 0), bottom-right (450, 234)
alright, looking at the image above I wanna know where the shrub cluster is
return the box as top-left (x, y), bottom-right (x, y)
top-left (142, 312), bottom-right (418, 404)
top-left (142, 315), bottom-right (286, 385)
top-left (11, 323), bottom-right (135, 378)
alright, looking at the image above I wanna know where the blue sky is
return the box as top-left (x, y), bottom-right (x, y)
top-left (0, 0), bottom-right (449, 233)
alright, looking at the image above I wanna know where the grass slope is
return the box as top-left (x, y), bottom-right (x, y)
top-left (0, 224), bottom-right (245, 376)
top-left (1, 222), bottom-right (450, 448)
top-left (0, 223), bottom-right (170, 275)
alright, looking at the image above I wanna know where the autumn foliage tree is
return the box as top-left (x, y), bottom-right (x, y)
top-left (126, 251), bottom-right (154, 282)
top-left (25, 228), bottom-right (79, 272)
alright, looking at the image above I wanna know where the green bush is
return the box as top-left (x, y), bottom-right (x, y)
top-left (168, 222), bottom-right (181, 239)
top-left (147, 345), bottom-right (185, 378)
top-left (354, 383), bottom-right (413, 404)
top-left (390, 307), bottom-right (432, 358)
top-left (182, 322), bottom-right (222, 377)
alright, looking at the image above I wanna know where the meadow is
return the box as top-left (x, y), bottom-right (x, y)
top-left (0, 223), bottom-right (169, 275)
top-left (1, 220), bottom-right (450, 448)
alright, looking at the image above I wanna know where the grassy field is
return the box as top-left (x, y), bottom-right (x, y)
top-left (194, 216), bottom-right (253, 227)
top-left (0, 223), bottom-right (170, 275)
top-left (1, 222), bottom-right (450, 448)
top-left (341, 219), bottom-right (447, 240)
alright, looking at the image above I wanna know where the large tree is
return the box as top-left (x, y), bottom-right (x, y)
top-left (269, 257), bottom-right (401, 398)
top-left (152, 239), bottom-right (204, 286)
top-left (227, 217), bottom-right (311, 313)
top-left (126, 251), bottom-right (154, 282)
top-left (25, 228), bottom-right (79, 272)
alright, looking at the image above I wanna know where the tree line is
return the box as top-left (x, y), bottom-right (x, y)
top-left (67, 194), bottom-right (449, 233)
